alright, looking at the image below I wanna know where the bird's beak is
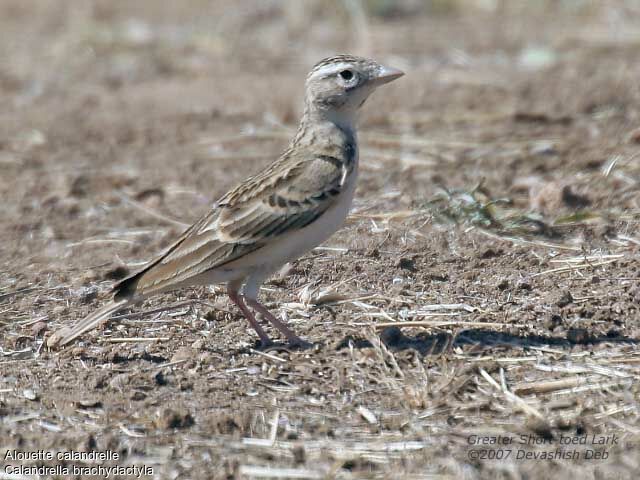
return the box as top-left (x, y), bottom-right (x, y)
top-left (373, 65), bottom-right (404, 86)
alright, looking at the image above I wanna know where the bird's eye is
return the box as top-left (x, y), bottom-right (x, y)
top-left (339, 70), bottom-right (354, 81)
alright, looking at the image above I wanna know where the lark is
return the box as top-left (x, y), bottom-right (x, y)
top-left (49, 55), bottom-right (403, 348)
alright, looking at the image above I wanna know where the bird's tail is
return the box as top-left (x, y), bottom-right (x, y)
top-left (47, 299), bottom-right (130, 348)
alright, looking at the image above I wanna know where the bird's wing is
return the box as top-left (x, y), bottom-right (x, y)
top-left (114, 152), bottom-right (348, 298)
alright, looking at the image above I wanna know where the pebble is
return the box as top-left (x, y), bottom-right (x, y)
top-left (171, 346), bottom-right (194, 363)
top-left (31, 321), bottom-right (48, 336)
top-left (23, 389), bottom-right (38, 401)
top-left (108, 373), bottom-right (130, 391)
top-left (75, 398), bottom-right (103, 409)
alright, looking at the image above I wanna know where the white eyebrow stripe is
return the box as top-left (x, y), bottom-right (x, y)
top-left (308, 62), bottom-right (353, 80)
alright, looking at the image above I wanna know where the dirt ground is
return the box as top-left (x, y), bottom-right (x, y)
top-left (2, 1), bottom-right (640, 479)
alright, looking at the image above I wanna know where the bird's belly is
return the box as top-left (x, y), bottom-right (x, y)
top-left (226, 176), bottom-right (357, 276)
top-left (270, 185), bottom-right (355, 263)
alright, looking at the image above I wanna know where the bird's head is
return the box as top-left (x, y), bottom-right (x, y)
top-left (304, 55), bottom-right (404, 127)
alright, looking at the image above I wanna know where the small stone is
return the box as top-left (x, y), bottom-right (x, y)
top-left (518, 281), bottom-right (533, 291)
top-left (79, 286), bottom-right (99, 304)
top-left (130, 391), bottom-right (147, 401)
top-left (356, 405), bottom-right (378, 425)
top-left (69, 175), bottom-right (90, 197)
top-left (171, 346), bottom-right (194, 364)
top-left (556, 290), bottom-right (573, 308)
top-left (103, 266), bottom-right (129, 281)
top-left (70, 346), bottom-right (86, 357)
top-left (496, 279), bottom-right (509, 290)
top-left (479, 248), bottom-right (501, 259)
top-left (198, 352), bottom-right (213, 364)
top-left (75, 398), bottom-right (103, 409)
top-left (23, 389), bottom-right (38, 401)
top-left (179, 381), bottom-right (194, 392)
top-left (428, 272), bottom-right (449, 282)
top-left (518, 46), bottom-right (557, 70)
top-left (91, 374), bottom-right (108, 390)
top-left (530, 140), bottom-right (557, 156)
top-left (31, 322), bottom-right (48, 337)
top-left (152, 371), bottom-right (167, 386)
top-left (108, 373), bottom-right (130, 391)
top-left (529, 180), bottom-right (563, 214)
top-left (544, 314), bottom-right (562, 331)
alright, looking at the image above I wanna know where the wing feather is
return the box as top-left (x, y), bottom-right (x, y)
top-left (114, 153), bottom-right (347, 299)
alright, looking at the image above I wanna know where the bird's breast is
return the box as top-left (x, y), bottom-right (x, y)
top-left (240, 163), bottom-right (358, 277)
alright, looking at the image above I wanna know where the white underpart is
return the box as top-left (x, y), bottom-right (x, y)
top-left (182, 62), bottom-right (373, 298)
top-left (240, 155), bottom-right (359, 299)
top-left (184, 146), bottom-right (359, 298)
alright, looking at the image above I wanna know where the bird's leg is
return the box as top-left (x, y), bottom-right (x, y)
top-left (244, 298), bottom-right (311, 348)
top-left (227, 286), bottom-right (272, 347)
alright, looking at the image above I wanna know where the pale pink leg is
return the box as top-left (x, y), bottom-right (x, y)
top-left (228, 287), bottom-right (272, 347)
top-left (244, 298), bottom-right (310, 347)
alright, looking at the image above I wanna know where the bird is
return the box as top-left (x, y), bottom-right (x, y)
top-left (48, 54), bottom-right (404, 349)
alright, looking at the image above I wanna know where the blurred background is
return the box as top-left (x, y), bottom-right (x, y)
top-left (3, 0), bottom-right (640, 247)
top-left (3, 1), bottom-right (640, 109)
top-left (3, 0), bottom-right (640, 271)
top-left (2, 3), bottom-right (640, 478)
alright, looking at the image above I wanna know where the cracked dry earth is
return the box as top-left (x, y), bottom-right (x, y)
top-left (1, 1), bottom-right (640, 479)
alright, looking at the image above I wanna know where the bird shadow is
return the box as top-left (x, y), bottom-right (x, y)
top-left (335, 326), bottom-right (639, 357)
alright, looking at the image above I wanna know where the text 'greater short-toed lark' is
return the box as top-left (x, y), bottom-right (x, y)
top-left (49, 55), bottom-right (404, 349)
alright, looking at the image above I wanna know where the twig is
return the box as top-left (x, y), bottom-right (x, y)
top-left (238, 466), bottom-right (322, 479)
top-left (99, 337), bottom-right (170, 343)
top-left (116, 192), bottom-right (190, 228)
top-left (479, 368), bottom-right (545, 420)
top-left (249, 349), bottom-right (287, 363)
top-left (357, 405), bottom-right (378, 425)
top-left (532, 259), bottom-right (618, 277)
top-left (0, 287), bottom-right (40, 302)
top-left (476, 230), bottom-right (583, 251)
top-left (512, 377), bottom-right (586, 395)
top-left (373, 320), bottom-right (521, 329)
top-left (141, 359), bottom-right (189, 371)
